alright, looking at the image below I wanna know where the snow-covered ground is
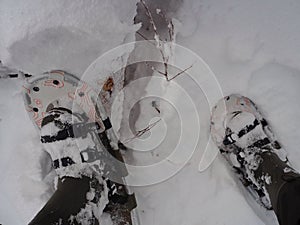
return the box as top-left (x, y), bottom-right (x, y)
top-left (1, 0), bottom-right (300, 224)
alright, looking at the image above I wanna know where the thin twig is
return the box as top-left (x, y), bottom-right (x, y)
top-left (167, 64), bottom-right (194, 81)
top-left (122, 118), bottom-right (162, 144)
top-left (137, 31), bottom-right (154, 45)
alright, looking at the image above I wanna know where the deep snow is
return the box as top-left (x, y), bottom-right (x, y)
top-left (1, 0), bottom-right (300, 224)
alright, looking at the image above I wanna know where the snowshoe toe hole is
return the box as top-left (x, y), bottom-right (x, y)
top-left (52, 80), bottom-right (59, 85)
top-left (33, 87), bottom-right (39, 92)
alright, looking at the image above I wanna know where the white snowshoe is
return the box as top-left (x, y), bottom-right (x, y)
top-left (23, 70), bottom-right (139, 225)
top-left (210, 94), bottom-right (300, 224)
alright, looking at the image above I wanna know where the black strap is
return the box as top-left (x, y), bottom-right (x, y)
top-left (53, 149), bottom-right (98, 169)
top-left (41, 118), bottom-right (115, 144)
top-left (41, 127), bottom-right (75, 143)
top-left (223, 133), bottom-right (236, 145)
top-left (248, 137), bottom-right (271, 149)
top-left (223, 119), bottom-right (267, 146)
top-left (238, 119), bottom-right (260, 138)
top-left (41, 122), bottom-right (101, 143)
top-left (80, 148), bottom-right (100, 163)
top-left (103, 117), bottom-right (112, 130)
top-left (53, 157), bottom-right (75, 169)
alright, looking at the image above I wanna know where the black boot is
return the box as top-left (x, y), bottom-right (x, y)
top-left (29, 107), bottom-right (137, 225)
top-left (255, 151), bottom-right (300, 214)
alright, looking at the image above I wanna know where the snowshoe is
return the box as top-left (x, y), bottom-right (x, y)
top-left (23, 70), bottom-right (139, 225)
top-left (210, 94), bottom-right (300, 224)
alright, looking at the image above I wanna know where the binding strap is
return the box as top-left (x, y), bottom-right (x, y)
top-left (238, 119), bottom-right (260, 138)
top-left (223, 119), bottom-right (266, 146)
top-left (41, 118), bottom-right (113, 143)
top-left (53, 157), bottom-right (75, 169)
top-left (41, 122), bottom-right (101, 143)
top-left (52, 148), bottom-right (100, 169)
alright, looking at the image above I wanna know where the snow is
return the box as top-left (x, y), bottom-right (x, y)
top-left (0, 0), bottom-right (138, 75)
top-left (1, 0), bottom-right (300, 225)
top-left (0, 79), bottom-right (53, 224)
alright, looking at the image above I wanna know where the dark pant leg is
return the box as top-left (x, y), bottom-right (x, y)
top-left (28, 176), bottom-right (98, 225)
top-left (276, 179), bottom-right (300, 225)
